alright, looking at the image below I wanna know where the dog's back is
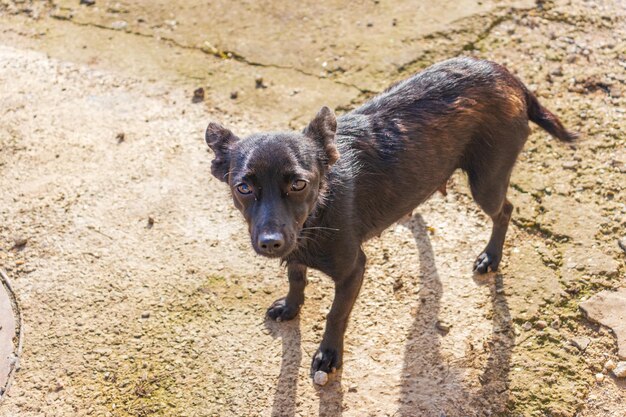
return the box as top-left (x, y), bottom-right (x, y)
top-left (333, 57), bottom-right (573, 240)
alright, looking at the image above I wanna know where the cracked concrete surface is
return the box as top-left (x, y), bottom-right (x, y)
top-left (0, 0), bottom-right (625, 416)
top-left (581, 289), bottom-right (626, 360)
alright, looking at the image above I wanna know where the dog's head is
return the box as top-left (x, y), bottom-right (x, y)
top-left (205, 107), bottom-right (339, 258)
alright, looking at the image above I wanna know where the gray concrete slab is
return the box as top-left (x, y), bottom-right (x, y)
top-left (0, 270), bottom-right (20, 400)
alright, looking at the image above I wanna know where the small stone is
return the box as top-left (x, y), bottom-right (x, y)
top-left (595, 372), bottom-right (604, 383)
top-left (522, 321), bottom-right (532, 331)
top-left (435, 320), bottom-right (451, 334)
top-left (147, 216), bottom-right (155, 228)
top-left (348, 383), bottom-right (357, 392)
top-left (562, 161), bottom-right (578, 170)
top-left (535, 320), bottom-right (548, 330)
top-left (111, 20), bottom-right (128, 30)
top-left (612, 362), bottom-right (626, 378)
top-left (255, 76), bottom-right (267, 89)
top-left (192, 87), bottom-right (205, 103)
top-left (79, 0), bottom-right (95, 5)
top-left (230, 91), bottom-right (238, 99)
top-left (604, 359), bottom-right (616, 372)
top-left (550, 318), bottom-right (561, 329)
top-left (12, 237), bottom-right (27, 249)
top-left (571, 336), bottom-right (591, 352)
top-left (610, 86), bottom-right (622, 98)
top-left (50, 380), bottom-right (64, 392)
top-left (313, 370), bottom-right (328, 386)
top-left (550, 67), bottom-right (563, 76)
top-left (618, 238), bottom-right (626, 254)
top-left (141, 311), bottom-right (150, 319)
top-left (116, 132), bottom-right (125, 143)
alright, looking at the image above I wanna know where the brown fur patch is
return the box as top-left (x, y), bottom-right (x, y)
top-left (498, 83), bottom-right (526, 117)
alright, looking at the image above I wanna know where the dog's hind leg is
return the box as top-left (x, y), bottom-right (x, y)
top-left (267, 263), bottom-right (307, 321)
top-left (464, 133), bottom-right (525, 273)
top-left (473, 194), bottom-right (514, 274)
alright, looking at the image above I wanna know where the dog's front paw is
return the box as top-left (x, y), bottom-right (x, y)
top-left (266, 297), bottom-right (300, 322)
top-left (473, 251), bottom-right (500, 274)
top-left (311, 346), bottom-right (342, 374)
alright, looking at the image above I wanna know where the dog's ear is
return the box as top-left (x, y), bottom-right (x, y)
top-left (304, 106), bottom-right (339, 166)
top-left (205, 122), bottom-right (239, 182)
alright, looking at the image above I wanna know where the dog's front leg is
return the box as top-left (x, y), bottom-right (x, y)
top-left (267, 263), bottom-right (307, 322)
top-left (311, 250), bottom-right (366, 374)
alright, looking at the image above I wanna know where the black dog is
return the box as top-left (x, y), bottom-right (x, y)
top-left (205, 57), bottom-right (576, 375)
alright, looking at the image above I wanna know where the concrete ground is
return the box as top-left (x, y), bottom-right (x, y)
top-left (0, 0), bottom-right (624, 416)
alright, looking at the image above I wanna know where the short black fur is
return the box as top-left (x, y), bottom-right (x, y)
top-left (205, 57), bottom-right (577, 375)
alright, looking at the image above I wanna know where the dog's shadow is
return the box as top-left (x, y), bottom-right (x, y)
top-left (265, 315), bottom-right (344, 417)
top-left (398, 214), bottom-right (514, 416)
top-left (265, 316), bottom-right (303, 417)
top-left (267, 214), bottom-right (514, 416)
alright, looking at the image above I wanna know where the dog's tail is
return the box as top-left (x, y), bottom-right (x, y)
top-left (525, 89), bottom-right (578, 142)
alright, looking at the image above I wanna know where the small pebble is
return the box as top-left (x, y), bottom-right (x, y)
top-left (79, 0), bottom-right (95, 5)
top-left (610, 86), bottom-right (622, 98)
top-left (51, 380), bottom-right (64, 392)
top-left (230, 91), bottom-right (238, 99)
top-left (571, 336), bottom-right (591, 352)
top-left (612, 361), bottom-right (626, 378)
top-left (111, 20), bottom-right (128, 30)
top-left (13, 237), bottom-right (27, 249)
top-left (550, 67), bottom-right (563, 76)
top-left (116, 132), bottom-right (125, 143)
top-left (435, 320), bottom-right (451, 334)
top-left (562, 161), bottom-right (578, 170)
top-left (192, 87), bottom-right (205, 103)
top-left (604, 359), bottom-right (616, 372)
top-left (522, 321), bottom-right (532, 331)
top-left (595, 372), bottom-right (604, 383)
top-left (618, 238), bottom-right (626, 254)
top-left (313, 370), bottom-right (328, 386)
top-left (535, 320), bottom-right (548, 330)
top-left (141, 311), bottom-right (150, 319)
top-left (255, 76), bottom-right (267, 89)
top-left (147, 216), bottom-right (155, 228)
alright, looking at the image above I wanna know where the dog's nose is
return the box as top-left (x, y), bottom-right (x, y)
top-left (258, 232), bottom-right (285, 253)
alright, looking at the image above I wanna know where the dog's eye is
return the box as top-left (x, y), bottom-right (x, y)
top-left (291, 180), bottom-right (307, 192)
top-left (236, 183), bottom-right (252, 195)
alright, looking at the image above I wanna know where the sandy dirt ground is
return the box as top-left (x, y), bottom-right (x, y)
top-left (0, 0), bottom-right (625, 416)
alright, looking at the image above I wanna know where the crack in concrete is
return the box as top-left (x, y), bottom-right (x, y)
top-left (511, 217), bottom-right (570, 242)
top-left (393, 6), bottom-right (529, 76)
top-left (46, 13), bottom-right (373, 95)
